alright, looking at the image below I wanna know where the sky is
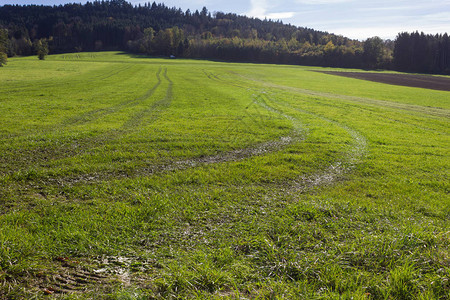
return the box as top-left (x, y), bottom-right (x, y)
top-left (1, 0), bottom-right (449, 40)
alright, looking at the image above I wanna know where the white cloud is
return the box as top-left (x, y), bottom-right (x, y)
top-left (266, 12), bottom-right (296, 19)
top-left (246, 0), bottom-right (295, 20)
top-left (330, 23), bottom-right (449, 41)
top-left (294, 0), bottom-right (354, 4)
top-left (247, 0), bottom-right (268, 18)
top-left (330, 26), bottom-right (402, 40)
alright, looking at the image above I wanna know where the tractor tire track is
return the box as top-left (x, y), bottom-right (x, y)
top-left (45, 83), bottom-right (365, 192)
top-left (203, 69), bottom-right (368, 190)
top-left (45, 133), bottom-right (302, 186)
top-left (0, 64), bottom-right (133, 94)
top-left (233, 72), bottom-right (449, 119)
top-left (203, 69), bottom-right (272, 147)
top-left (37, 258), bottom-right (109, 296)
top-left (121, 67), bottom-right (172, 131)
top-left (28, 86), bottom-right (306, 186)
top-left (269, 95), bottom-right (367, 191)
top-left (9, 68), bottom-right (361, 196)
top-left (0, 67), bottom-right (166, 175)
top-left (36, 256), bottom-right (157, 296)
top-left (62, 66), bottom-right (163, 127)
top-left (0, 64), bottom-right (141, 141)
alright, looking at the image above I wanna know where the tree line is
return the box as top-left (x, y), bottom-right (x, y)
top-left (394, 32), bottom-right (450, 74)
top-left (0, 0), bottom-right (448, 73)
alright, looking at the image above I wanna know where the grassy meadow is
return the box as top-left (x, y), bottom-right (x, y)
top-left (0, 52), bottom-right (448, 299)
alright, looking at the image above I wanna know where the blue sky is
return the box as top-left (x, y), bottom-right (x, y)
top-left (1, 0), bottom-right (449, 40)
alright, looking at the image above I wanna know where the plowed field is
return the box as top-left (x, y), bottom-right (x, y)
top-left (322, 71), bottom-right (450, 91)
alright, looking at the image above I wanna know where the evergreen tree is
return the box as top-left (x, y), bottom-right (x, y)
top-left (393, 32), bottom-right (450, 73)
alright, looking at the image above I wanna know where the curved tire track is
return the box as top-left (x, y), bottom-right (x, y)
top-left (0, 64), bottom-right (133, 95)
top-left (0, 65), bottom-right (146, 140)
top-left (203, 69), bottom-right (368, 190)
top-left (62, 66), bottom-right (163, 127)
top-left (121, 67), bottom-right (172, 131)
top-left (0, 67), bottom-right (167, 175)
top-left (233, 72), bottom-right (449, 118)
top-left (43, 86), bottom-right (305, 186)
top-left (8, 68), bottom-right (364, 195)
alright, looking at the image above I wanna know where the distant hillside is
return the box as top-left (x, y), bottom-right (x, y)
top-left (0, 0), bottom-right (449, 73)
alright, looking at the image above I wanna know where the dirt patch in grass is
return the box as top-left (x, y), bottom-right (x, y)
top-left (30, 256), bottom-right (157, 297)
top-left (321, 71), bottom-right (450, 92)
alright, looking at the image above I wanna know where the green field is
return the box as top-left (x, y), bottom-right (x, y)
top-left (0, 52), bottom-right (449, 299)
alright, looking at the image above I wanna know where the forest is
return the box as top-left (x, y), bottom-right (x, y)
top-left (0, 0), bottom-right (449, 73)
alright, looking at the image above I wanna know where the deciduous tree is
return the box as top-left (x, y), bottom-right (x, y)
top-left (363, 36), bottom-right (384, 68)
top-left (34, 39), bottom-right (49, 60)
top-left (0, 28), bottom-right (7, 66)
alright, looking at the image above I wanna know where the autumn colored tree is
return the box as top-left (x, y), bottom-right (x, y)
top-left (139, 27), bottom-right (155, 54)
top-left (34, 39), bottom-right (49, 60)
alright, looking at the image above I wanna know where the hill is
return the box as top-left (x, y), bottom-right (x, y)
top-left (0, 0), bottom-right (449, 73)
top-left (0, 0), bottom-right (375, 68)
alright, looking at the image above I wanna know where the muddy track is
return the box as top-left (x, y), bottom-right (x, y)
top-left (234, 73), bottom-right (449, 119)
top-left (36, 257), bottom-right (109, 295)
top-left (44, 130), bottom-right (303, 186)
top-left (204, 69), bottom-right (368, 190)
top-left (25, 84), bottom-right (305, 187)
top-left (7, 68), bottom-right (362, 195)
top-left (35, 256), bottom-right (158, 296)
top-left (266, 94), bottom-right (367, 191)
top-left (48, 139), bottom-right (299, 185)
top-left (33, 85), bottom-right (369, 297)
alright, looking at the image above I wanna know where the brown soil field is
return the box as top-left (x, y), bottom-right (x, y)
top-left (321, 71), bottom-right (450, 92)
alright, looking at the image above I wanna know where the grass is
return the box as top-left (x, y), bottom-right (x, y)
top-left (0, 51), bottom-right (448, 299)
